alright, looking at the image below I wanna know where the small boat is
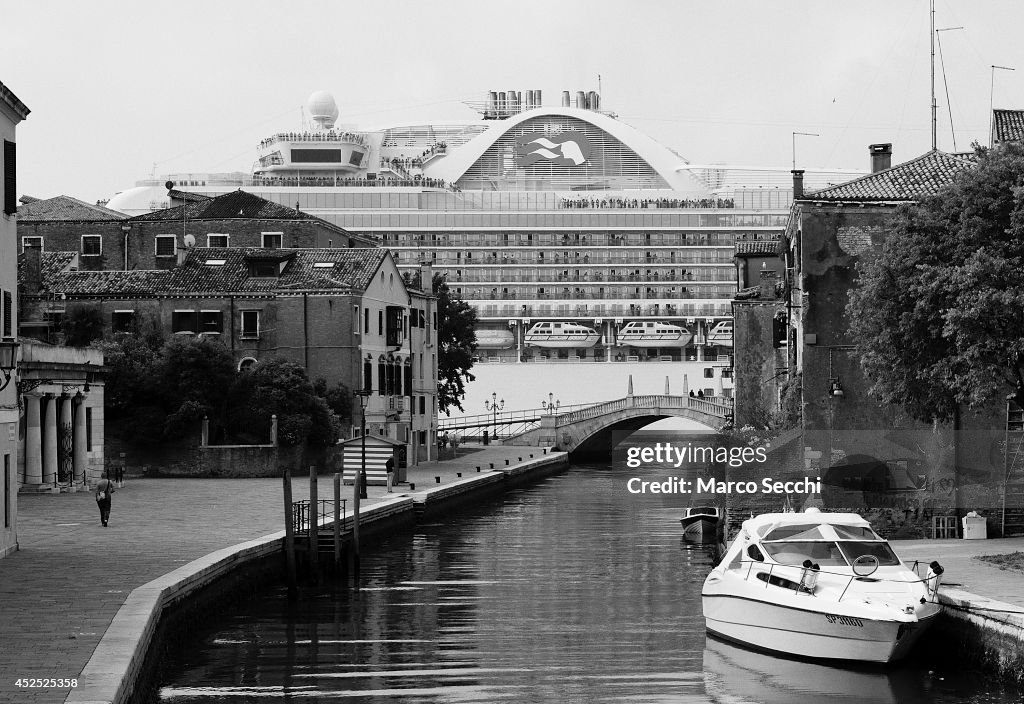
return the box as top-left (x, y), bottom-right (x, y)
top-left (524, 321), bottom-right (600, 348)
top-left (706, 320), bottom-right (733, 347)
top-left (680, 505), bottom-right (720, 542)
top-left (701, 508), bottom-right (943, 663)
top-left (475, 328), bottom-right (515, 349)
top-left (617, 320), bottom-right (693, 348)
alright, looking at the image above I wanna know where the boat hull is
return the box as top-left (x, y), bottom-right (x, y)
top-left (702, 593), bottom-right (938, 663)
top-left (680, 515), bottom-right (718, 542)
top-left (618, 333), bottom-right (693, 348)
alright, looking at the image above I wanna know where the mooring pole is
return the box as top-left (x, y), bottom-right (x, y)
top-left (333, 472), bottom-right (342, 570)
top-left (282, 465), bottom-right (297, 599)
top-left (308, 465), bottom-right (319, 582)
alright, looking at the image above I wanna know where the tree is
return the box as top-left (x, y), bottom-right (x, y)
top-left (847, 142), bottom-right (1024, 421)
top-left (156, 336), bottom-right (238, 439)
top-left (433, 272), bottom-right (478, 415)
top-left (228, 358), bottom-right (340, 448)
top-left (314, 377), bottom-right (353, 424)
top-left (61, 303), bottom-right (104, 346)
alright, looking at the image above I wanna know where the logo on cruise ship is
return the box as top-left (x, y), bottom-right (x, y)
top-left (516, 131), bottom-right (592, 167)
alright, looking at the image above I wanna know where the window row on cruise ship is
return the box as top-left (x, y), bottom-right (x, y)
top-left (474, 303), bottom-right (732, 318)
top-left (399, 251), bottom-right (736, 266)
top-left (384, 232), bottom-right (750, 247)
top-left (450, 285), bottom-right (735, 300)
top-left (335, 212), bottom-right (786, 229)
top-left (252, 175), bottom-right (459, 190)
top-left (559, 197), bottom-right (735, 209)
top-left (437, 268), bottom-right (736, 283)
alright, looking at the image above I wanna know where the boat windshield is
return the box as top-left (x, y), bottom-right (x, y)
top-left (836, 541), bottom-right (901, 566)
top-left (760, 541), bottom-right (848, 566)
top-left (691, 506), bottom-right (716, 515)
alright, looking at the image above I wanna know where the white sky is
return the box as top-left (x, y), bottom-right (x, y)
top-left (4, 0), bottom-right (1024, 204)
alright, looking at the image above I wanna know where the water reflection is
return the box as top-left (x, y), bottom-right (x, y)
top-left (155, 444), bottom-right (1021, 703)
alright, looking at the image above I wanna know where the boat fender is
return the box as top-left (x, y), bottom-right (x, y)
top-left (799, 559), bottom-right (819, 593)
top-left (925, 561), bottom-right (944, 597)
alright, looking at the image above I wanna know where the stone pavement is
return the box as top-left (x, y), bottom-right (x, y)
top-left (0, 443), bottom-right (530, 704)
top-left (894, 536), bottom-right (1024, 610)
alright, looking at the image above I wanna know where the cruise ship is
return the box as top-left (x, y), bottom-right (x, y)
top-left (107, 89), bottom-right (863, 416)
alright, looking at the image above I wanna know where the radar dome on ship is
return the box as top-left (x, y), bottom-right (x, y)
top-left (307, 90), bottom-right (339, 129)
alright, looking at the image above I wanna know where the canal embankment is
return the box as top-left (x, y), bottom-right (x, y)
top-left (0, 444), bottom-right (563, 704)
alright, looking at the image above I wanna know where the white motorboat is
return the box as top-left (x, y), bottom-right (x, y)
top-left (701, 508), bottom-right (943, 663)
top-left (680, 505), bottom-right (720, 542)
top-left (524, 321), bottom-right (600, 348)
top-left (617, 320), bottom-right (693, 347)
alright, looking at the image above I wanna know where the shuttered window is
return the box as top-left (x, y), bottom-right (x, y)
top-left (2, 290), bottom-right (11, 337)
top-left (3, 141), bottom-right (15, 216)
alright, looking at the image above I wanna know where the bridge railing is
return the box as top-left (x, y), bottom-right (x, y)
top-left (438, 401), bottom-right (602, 432)
top-left (553, 395), bottom-right (733, 426)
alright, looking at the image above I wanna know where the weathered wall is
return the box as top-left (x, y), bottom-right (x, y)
top-left (732, 300), bottom-right (786, 429)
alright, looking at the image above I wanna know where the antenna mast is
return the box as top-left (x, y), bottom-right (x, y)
top-left (930, 0), bottom-right (937, 150)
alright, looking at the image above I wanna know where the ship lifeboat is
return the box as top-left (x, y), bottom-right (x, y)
top-left (524, 321), bottom-right (600, 348)
top-left (617, 321), bottom-right (693, 348)
top-left (707, 321), bottom-right (733, 347)
top-left (475, 329), bottom-right (515, 349)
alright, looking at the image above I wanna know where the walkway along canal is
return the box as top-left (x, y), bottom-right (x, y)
top-left (149, 448), bottom-right (1022, 704)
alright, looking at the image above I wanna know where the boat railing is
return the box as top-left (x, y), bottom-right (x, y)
top-left (737, 557), bottom-right (943, 603)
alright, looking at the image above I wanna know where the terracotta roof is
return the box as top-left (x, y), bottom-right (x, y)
top-left (735, 240), bottom-right (782, 257)
top-left (993, 109), bottom-right (1024, 144)
top-left (17, 251), bottom-right (78, 288)
top-left (17, 195), bottom-right (127, 221)
top-left (131, 190), bottom-right (324, 222)
top-left (803, 150), bottom-right (975, 202)
top-left (28, 248), bottom-right (389, 297)
top-left (0, 80), bottom-right (30, 120)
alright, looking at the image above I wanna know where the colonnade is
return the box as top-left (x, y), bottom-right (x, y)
top-left (22, 392), bottom-right (89, 486)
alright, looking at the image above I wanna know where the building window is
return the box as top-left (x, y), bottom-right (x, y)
top-left (200, 310), bottom-right (223, 334)
top-left (377, 356), bottom-right (386, 396)
top-left (155, 235), bottom-right (176, 257)
top-left (404, 362), bottom-right (412, 395)
top-left (172, 310), bottom-right (198, 333)
top-left (207, 233), bottom-right (229, 247)
top-left (386, 306), bottom-right (404, 347)
top-left (86, 408), bottom-right (93, 450)
top-left (363, 359), bottom-right (372, 392)
top-left (2, 290), bottom-right (11, 337)
top-left (111, 310), bottom-right (135, 333)
top-left (238, 357), bottom-right (258, 372)
top-left (261, 232), bottom-right (283, 249)
top-left (81, 235), bottom-right (102, 256)
top-left (248, 260), bottom-right (279, 277)
top-left (364, 307), bottom-right (370, 334)
top-left (419, 395), bottom-right (425, 415)
top-left (3, 454), bottom-right (9, 528)
top-left (353, 305), bottom-right (360, 334)
top-left (704, 368), bottom-right (714, 378)
top-left (378, 310), bottom-right (383, 336)
top-left (3, 140), bottom-right (15, 216)
top-left (21, 236), bottom-right (42, 252)
top-left (240, 310), bottom-right (260, 338)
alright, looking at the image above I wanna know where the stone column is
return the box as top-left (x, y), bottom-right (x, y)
top-left (73, 394), bottom-right (87, 484)
top-left (42, 394), bottom-right (58, 486)
top-left (24, 394), bottom-right (42, 485)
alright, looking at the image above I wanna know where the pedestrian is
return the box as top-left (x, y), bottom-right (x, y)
top-left (95, 475), bottom-right (116, 527)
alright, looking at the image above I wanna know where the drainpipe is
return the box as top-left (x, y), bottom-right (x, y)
top-left (121, 223), bottom-right (131, 271)
top-left (303, 293), bottom-right (309, 369)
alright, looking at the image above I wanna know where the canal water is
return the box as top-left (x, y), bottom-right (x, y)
top-left (155, 438), bottom-right (1021, 703)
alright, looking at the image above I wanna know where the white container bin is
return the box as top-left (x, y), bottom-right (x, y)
top-left (962, 514), bottom-right (987, 540)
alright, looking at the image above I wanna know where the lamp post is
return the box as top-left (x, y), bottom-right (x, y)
top-left (542, 393), bottom-right (560, 415)
top-left (353, 388), bottom-right (371, 578)
top-left (0, 339), bottom-right (18, 393)
top-left (485, 392), bottom-right (504, 440)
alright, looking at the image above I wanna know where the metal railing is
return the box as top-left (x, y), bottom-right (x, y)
top-left (291, 498), bottom-right (346, 536)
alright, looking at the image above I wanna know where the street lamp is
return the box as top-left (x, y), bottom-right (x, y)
top-left (542, 393), bottom-right (560, 415)
top-left (0, 340), bottom-right (18, 393)
top-left (485, 392), bottom-right (504, 439)
top-left (353, 388), bottom-right (371, 578)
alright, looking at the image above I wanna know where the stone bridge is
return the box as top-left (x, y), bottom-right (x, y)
top-left (508, 394), bottom-right (733, 456)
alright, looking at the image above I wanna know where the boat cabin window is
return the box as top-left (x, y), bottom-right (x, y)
top-left (762, 541), bottom-right (847, 567)
top-left (836, 541), bottom-right (901, 566)
top-left (746, 545), bottom-right (764, 562)
top-left (763, 524), bottom-right (827, 541)
top-left (691, 506), bottom-right (716, 515)
top-left (832, 525), bottom-right (882, 541)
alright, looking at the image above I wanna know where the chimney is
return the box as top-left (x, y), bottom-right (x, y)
top-left (419, 260), bottom-right (434, 292)
top-left (869, 143), bottom-right (892, 173)
top-left (759, 269), bottom-right (779, 300)
top-left (791, 169), bottom-right (805, 199)
top-left (23, 244), bottom-right (42, 295)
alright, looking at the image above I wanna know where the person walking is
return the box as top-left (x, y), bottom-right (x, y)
top-left (95, 476), bottom-right (116, 527)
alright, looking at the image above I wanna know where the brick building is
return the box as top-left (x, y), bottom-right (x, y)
top-left (17, 189), bottom-right (377, 271)
top-left (19, 247), bottom-right (439, 461)
top-left (759, 146), bottom-right (1009, 537)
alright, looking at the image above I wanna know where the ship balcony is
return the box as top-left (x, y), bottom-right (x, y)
top-left (472, 302), bottom-right (731, 320)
